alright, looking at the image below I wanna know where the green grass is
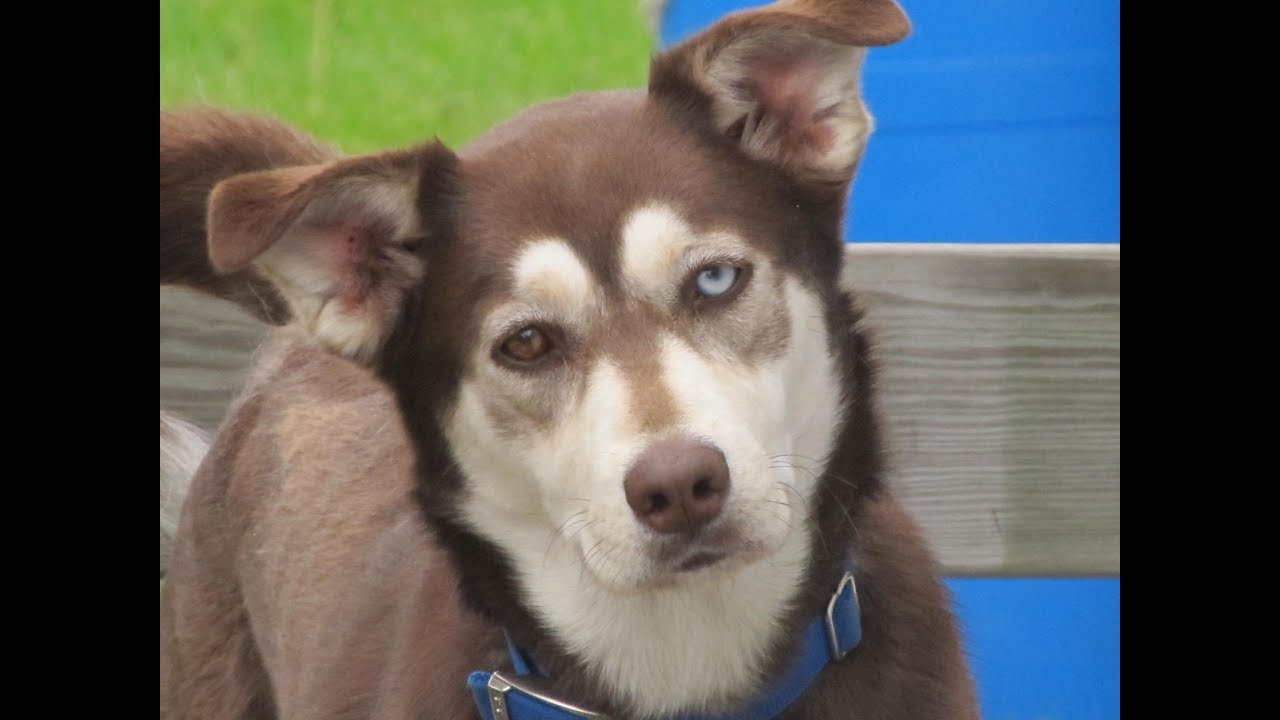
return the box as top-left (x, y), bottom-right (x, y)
top-left (160, 1), bottom-right (656, 153)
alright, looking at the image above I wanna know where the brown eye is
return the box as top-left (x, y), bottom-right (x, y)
top-left (499, 326), bottom-right (552, 363)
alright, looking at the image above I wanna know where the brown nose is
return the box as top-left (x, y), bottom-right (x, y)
top-left (624, 438), bottom-right (730, 534)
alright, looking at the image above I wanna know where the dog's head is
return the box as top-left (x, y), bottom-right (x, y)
top-left (205, 0), bottom-right (908, 714)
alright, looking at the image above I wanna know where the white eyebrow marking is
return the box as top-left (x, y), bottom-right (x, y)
top-left (511, 238), bottom-right (595, 311)
top-left (621, 203), bottom-right (755, 304)
top-left (620, 204), bottom-right (694, 300)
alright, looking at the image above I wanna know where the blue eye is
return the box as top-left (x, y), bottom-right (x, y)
top-left (695, 264), bottom-right (740, 298)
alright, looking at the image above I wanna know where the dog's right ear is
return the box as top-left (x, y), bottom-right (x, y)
top-left (207, 142), bottom-right (458, 363)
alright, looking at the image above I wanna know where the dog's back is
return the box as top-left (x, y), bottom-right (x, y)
top-left (160, 327), bottom-right (501, 718)
top-left (160, 107), bottom-right (499, 718)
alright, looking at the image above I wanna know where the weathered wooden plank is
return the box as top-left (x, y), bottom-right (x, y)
top-left (159, 244), bottom-right (1120, 576)
top-left (843, 244), bottom-right (1119, 576)
top-left (159, 287), bottom-right (269, 431)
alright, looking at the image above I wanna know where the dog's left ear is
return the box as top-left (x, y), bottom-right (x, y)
top-left (206, 143), bottom-right (457, 364)
top-left (649, 0), bottom-right (910, 191)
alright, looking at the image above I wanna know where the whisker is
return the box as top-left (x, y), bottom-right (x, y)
top-left (543, 510), bottom-right (589, 566)
top-left (564, 518), bottom-right (598, 546)
top-left (776, 480), bottom-right (833, 559)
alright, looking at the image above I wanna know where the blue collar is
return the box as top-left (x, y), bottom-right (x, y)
top-left (466, 566), bottom-right (862, 720)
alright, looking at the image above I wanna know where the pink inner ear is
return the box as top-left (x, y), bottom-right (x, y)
top-left (746, 52), bottom-right (838, 156)
top-left (321, 226), bottom-right (377, 309)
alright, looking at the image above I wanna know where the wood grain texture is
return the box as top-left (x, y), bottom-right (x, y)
top-left (159, 244), bottom-right (1120, 576)
top-left (159, 287), bottom-right (269, 432)
top-left (843, 244), bottom-right (1119, 576)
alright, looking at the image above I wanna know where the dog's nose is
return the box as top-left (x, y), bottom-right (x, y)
top-left (624, 438), bottom-right (730, 534)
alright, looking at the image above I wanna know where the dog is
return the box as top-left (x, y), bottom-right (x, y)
top-left (159, 0), bottom-right (979, 717)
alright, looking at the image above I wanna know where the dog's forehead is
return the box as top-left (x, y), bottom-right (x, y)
top-left (450, 90), bottom-right (797, 290)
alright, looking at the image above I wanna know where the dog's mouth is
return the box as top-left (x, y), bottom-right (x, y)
top-left (652, 525), bottom-right (764, 578)
top-left (571, 488), bottom-right (798, 591)
top-left (676, 550), bottom-right (727, 573)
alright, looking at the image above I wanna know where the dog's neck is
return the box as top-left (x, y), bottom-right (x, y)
top-left (428, 497), bottom-right (861, 719)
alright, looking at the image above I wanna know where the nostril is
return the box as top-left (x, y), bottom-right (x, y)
top-left (692, 477), bottom-right (714, 500)
top-left (649, 493), bottom-right (670, 514)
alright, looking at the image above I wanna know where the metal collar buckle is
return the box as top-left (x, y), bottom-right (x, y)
top-left (488, 671), bottom-right (609, 719)
top-left (825, 570), bottom-right (858, 661)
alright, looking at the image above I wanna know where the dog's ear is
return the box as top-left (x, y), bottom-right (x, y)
top-left (649, 0), bottom-right (910, 192)
top-left (207, 142), bottom-right (458, 363)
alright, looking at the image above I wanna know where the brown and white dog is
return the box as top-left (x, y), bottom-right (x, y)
top-left (159, 1), bottom-right (979, 717)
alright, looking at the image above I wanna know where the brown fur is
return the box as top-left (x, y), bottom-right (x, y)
top-left (161, 333), bottom-right (504, 719)
top-left (160, 106), bottom-right (334, 324)
top-left (160, 1), bottom-right (978, 717)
